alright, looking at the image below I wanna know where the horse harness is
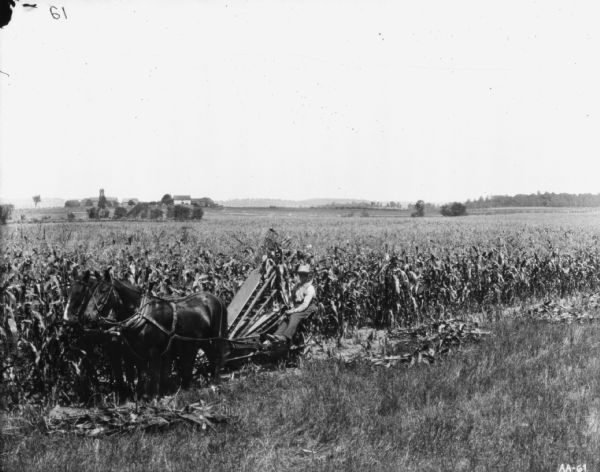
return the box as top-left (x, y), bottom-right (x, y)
top-left (88, 285), bottom-right (227, 360)
top-left (129, 298), bottom-right (180, 356)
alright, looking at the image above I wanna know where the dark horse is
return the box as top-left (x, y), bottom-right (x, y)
top-left (65, 269), bottom-right (229, 398)
top-left (119, 291), bottom-right (229, 397)
top-left (64, 269), bottom-right (141, 398)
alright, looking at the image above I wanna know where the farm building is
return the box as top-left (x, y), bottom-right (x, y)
top-left (191, 197), bottom-right (218, 207)
top-left (122, 198), bottom-right (139, 206)
top-left (83, 196), bottom-right (120, 207)
top-left (173, 195), bottom-right (192, 205)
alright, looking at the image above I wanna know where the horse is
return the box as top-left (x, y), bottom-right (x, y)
top-left (118, 291), bottom-right (229, 397)
top-left (65, 268), bottom-right (229, 398)
top-left (63, 268), bottom-right (141, 398)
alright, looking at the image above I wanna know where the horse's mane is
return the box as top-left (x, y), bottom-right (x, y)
top-left (112, 278), bottom-right (143, 295)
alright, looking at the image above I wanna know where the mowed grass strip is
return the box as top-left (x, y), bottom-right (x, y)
top-left (3, 319), bottom-right (600, 471)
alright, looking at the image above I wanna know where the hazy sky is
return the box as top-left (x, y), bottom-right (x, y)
top-left (1, 1), bottom-right (600, 203)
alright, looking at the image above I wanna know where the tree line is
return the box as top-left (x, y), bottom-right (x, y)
top-left (465, 192), bottom-right (600, 208)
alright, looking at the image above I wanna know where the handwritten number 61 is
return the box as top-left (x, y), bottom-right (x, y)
top-left (50, 6), bottom-right (67, 20)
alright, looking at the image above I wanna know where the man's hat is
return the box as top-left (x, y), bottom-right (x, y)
top-left (297, 264), bottom-right (311, 274)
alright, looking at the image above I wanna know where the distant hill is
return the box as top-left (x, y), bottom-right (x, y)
top-left (219, 198), bottom-right (383, 208)
top-left (0, 197), bottom-right (66, 209)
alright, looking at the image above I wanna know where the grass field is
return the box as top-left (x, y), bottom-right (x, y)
top-left (3, 210), bottom-right (600, 470)
top-left (7, 204), bottom-right (412, 223)
top-left (8, 204), bottom-right (600, 226)
top-left (3, 315), bottom-right (599, 471)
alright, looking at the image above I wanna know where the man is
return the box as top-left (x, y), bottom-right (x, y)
top-left (264, 264), bottom-right (317, 346)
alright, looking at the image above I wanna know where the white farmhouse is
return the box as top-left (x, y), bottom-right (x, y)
top-left (173, 195), bottom-right (192, 205)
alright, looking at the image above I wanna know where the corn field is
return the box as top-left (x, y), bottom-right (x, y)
top-left (3, 214), bottom-right (600, 406)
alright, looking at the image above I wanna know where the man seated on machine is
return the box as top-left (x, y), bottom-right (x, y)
top-left (263, 264), bottom-right (317, 347)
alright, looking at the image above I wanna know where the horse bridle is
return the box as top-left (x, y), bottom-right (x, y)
top-left (80, 280), bottom-right (123, 325)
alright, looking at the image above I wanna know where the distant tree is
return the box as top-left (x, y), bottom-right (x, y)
top-left (411, 200), bottom-right (425, 217)
top-left (441, 202), bottom-right (467, 217)
top-left (192, 197), bottom-right (217, 208)
top-left (128, 199), bottom-right (136, 206)
top-left (114, 207), bottom-right (127, 219)
top-left (173, 204), bottom-right (191, 220)
top-left (161, 194), bottom-right (174, 205)
top-left (0, 205), bottom-right (13, 224)
top-left (463, 192), bottom-right (600, 209)
top-left (64, 200), bottom-right (81, 208)
top-left (33, 195), bottom-right (41, 208)
top-left (150, 208), bottom-right (163, 220)
top-left (82, 198), bottom-right (94, 207)
top-left (191, 207), bottom-right (204, 220)
top-left (67, 212), bottom-right (76, 222)
top-left (98, 189), bottom-right (107, 209)
top-left (87, 207), bottom-right (98, 219)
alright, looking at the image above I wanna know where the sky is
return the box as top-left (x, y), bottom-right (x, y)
top-left (1, 0), bottom-right (600, 204)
